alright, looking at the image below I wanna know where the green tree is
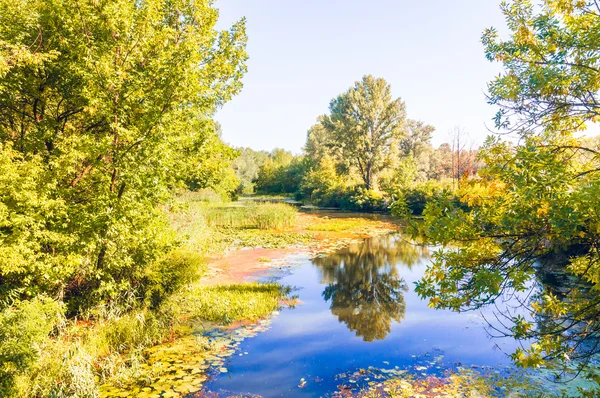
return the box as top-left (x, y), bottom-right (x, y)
top-left (483, 0), bottom-right (600, 133)
top-left (399, 120), bottom-right (435, 158)
top-left (231, 147), bottom-right (269, 193)
top-left (321, 75), bottom-right (407, 190)
top-left (419, 0), bottom-right (600, 374)
top-left (254, 149), bottom-right (306, 194)
top-left (0, 0), bottom-right (247, 312)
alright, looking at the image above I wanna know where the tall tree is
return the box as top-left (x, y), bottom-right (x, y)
top-left (0, 0), bottom-right (247, 312)
top-left (321, 75), bottom-right (406, 189)
top-left (399, 120), bottom-right (435, 157)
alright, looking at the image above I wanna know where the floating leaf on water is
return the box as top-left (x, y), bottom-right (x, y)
top-left (219, 367), bottom-right (228, 373)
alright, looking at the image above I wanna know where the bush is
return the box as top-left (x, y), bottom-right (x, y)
top-left (0, 296), bottom-right (64, 395)
top-left (392, 180), bottom-right (457, 217)
top-left (348, 188), bottom-right (389, 212)
top-left (142, 250), bottom-right (207, 308)
top-left (308, 186), bottom-right (390, 212)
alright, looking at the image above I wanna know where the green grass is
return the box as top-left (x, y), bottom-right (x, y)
top-left (305, 216), bottom-right (396, 233)
top-left (204, 202), bottom-right (297, 230)
top-left (172, 195), bottom-right (307, 254)
top-left (17, 281), bottom-right (288, 397)
top-left (172, 282), bottom-right (286, 324)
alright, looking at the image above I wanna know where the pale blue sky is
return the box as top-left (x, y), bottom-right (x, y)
top-left (214, 1), bottom-right (507, 153)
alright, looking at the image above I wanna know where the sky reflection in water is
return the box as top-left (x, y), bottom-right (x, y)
top-left (203, 234), bottom-right (520, 397)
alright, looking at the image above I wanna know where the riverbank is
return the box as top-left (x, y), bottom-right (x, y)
top-left (199, 211), bottom-right (401, 285)
top-left (92, 193), bottom-right (402, 397)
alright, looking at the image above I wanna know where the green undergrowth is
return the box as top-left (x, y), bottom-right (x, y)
top-left (305, 216), bottom-right (397, 233)
top-left (5, 281), bottom-right (286, 397)
top-left (172, 195), bottom-right (312, 254)
top-left (3, 193), bottom-right (400, 397)
top-left (1, 203), bottom-right (288, 397)
top-left (171, 282), bottom-right (288, 324)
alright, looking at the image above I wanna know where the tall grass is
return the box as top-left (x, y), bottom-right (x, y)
top-left (11, 281), bottom-right (287, 397)
top-left (172, 282), bottom-right (285, 324)
top-left (204, 203), bottom-right (297, 230)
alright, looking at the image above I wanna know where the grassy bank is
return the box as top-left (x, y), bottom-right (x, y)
top-left (8, 280), bottom-right (287, 398)
top-left (174, 191), bottom-right (400, 255)
top-left (3, 192), bottom-right (400, 397)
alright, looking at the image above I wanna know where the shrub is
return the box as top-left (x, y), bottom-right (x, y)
top-left (0, 296), bottom-right (64, 395)
top-left (392, 180), bottom-right (457, 217)
top-left (348, 189), bottom-right (389, 212)
top-left (142, 250), bottom-right (207, 308)
top-left (307, 186), bottom-right (390, 212)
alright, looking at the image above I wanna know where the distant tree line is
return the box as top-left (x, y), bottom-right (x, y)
top-left (232, 75), bottom-right (482, 213)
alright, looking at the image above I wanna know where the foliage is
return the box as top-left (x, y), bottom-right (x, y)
top-left (399, 120), bottom-right (435, 158)
top-left (291, 76), bottom-right (468, 212)
top-left (347, 188), bottom-right (389, 212)
top-left (417, 133), bottom-right (600, 370)
top-left (4, 266), bottom-right (287, 396)
top-left (0, 0), bottom-right (248, 313)
top-left (415, 0), bottom-right (600, 372)
top-left (391, 179), bottom-right (456, 217)
top-left (185, 123), bottom-right (241, 200)
top-left (379, 154), bottom-right (419, 195)
top-left (0, 296), bottom-right (64, 395)
top-left (142, 250), bottom-right (207, 308)
top-left (204, 202), bottom-right (297, 230)
top-left (321, 75), bottom-right (407, 189)
top-left (254, 149), bottom-right (307, 195)
top-left (231, 147), bottom-right (269, 194)
top-left (300, 155), bottom-right (348, 202)
top-left (483, 0), bottom-right (600, 134)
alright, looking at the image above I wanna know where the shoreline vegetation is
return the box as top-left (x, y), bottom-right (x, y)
top-left (9, 192), bottom-right (401, 397)
top-left (16, 193), bottom-right (577, 398)
top-left (3, 0), bottom-right (600, 397)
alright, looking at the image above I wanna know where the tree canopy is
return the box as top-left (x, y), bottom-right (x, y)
top-left (321, 75), bottom-right (407, 190)
top-left (417, 0), bottom-right (600, 374)
top-left (0, 0), bottom-right (247, 312)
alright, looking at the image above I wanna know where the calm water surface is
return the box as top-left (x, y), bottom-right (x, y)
top-left (200, 233), bottom-right (532, 397)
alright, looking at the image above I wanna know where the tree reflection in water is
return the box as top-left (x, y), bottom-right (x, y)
top-left (312, 234), bottom-right (429, 342)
